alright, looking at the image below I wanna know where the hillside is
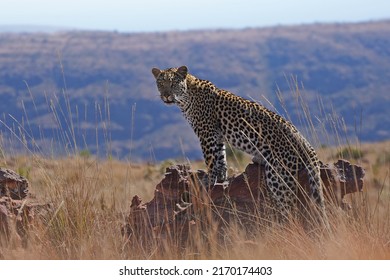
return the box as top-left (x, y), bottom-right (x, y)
top-left (0, 20), bottom-right (389, 160)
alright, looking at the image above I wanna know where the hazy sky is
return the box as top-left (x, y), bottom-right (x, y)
top-left (1, 0), bottom-right (390, 32)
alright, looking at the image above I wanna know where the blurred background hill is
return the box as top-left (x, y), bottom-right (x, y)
top-left (0, 20), bottom-right (389, 161)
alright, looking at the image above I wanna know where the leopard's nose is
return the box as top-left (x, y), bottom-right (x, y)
top-left (161, 96), bottom-right (168, 102)
top-left (161, 94), bottom-right (174, 104)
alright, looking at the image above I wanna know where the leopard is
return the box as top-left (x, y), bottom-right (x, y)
top-left (152, 65), bottom-right (328, 226)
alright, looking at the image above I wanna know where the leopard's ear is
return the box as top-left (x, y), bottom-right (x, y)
top-left (152, 68), bottom-right (161, 79)
top-left (177, 65), bottom-right (188, 78)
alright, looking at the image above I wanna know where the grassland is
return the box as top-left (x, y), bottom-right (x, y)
top-left (0, 140), bottom-right (389, 260)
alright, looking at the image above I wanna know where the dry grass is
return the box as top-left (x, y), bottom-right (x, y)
top-left (0, 141), bottom-right (389, 260)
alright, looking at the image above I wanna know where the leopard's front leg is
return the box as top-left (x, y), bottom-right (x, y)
top-left (199, 132), bottom-right (227, 188)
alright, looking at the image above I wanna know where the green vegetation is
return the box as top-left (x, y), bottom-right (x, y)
top-left (336, 147), bottom-right (364, 160)
top-left (79, 149), bottom-right (91, 158)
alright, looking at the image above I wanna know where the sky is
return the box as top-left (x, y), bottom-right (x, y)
top-left (1, 0), bottom-right (390, 33)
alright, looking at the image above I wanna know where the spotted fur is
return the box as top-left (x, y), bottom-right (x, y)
top-left (152, 66), bottom-right (328, 222)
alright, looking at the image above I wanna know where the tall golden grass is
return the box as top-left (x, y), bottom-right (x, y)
top-left (0, 139), bottom-right (388, 259)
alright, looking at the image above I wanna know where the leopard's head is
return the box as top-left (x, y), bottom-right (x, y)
top-left (151, 66), bottom-right (188, 105)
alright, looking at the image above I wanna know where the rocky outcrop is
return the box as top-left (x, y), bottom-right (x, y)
top-left (0, 168), bottom-right (29, 200)
top-left (0, 168), bottom-right (50, 247)
top-left (122, 160), bottom-right (365, 246)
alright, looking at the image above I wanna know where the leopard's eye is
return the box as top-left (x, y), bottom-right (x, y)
top-left (157, 81), bottom-right (164, 89)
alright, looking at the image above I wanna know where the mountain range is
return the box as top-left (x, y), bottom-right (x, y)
top-left (0, 20), bottom-right (389, 161)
